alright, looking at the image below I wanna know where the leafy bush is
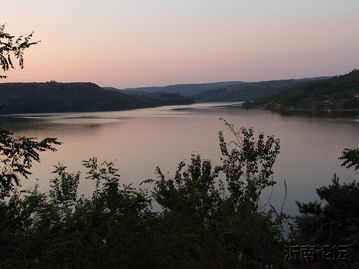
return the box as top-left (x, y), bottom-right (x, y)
top-left (0, 121), bottom-right (287, 268)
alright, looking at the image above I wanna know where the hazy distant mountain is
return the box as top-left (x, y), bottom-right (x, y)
top-left (0, 82), bottom-right (193, 114)
top-left (104, 81), bottom-right (243, 96)
top-left (105, 78), bottom-right (329, 102)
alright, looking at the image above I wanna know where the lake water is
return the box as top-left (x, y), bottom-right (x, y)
top-left (1, 102), bottom-right (358, 215)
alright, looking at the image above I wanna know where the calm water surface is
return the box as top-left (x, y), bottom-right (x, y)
top-left (1, 102), bottom-right (358, 215)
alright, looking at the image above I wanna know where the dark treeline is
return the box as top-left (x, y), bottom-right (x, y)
top-left (109, 81), bottom-right (244, 96)
top-left (245, 69), bottom-right (359, 111)
top-left (0, 121), bottom-right (358, 268)
top-left (0, 82), bottom-right (193, 114)
top-left (110, 78), bottom-right (326, 103)
top-left (3, 70), bottom-right (357, 116)
top-left (0, 77), bottom-right (332, 115)
top-left (194, 79), bottom-right (320, 103)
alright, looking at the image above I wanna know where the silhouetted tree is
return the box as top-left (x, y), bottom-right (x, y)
top-left (0, 24), bottom-right (39, 78)
top-left (340, 148), bottom-right (359, 172)
top-left (0, 25), bottom-right (59, 197)
top-left (293, 149), bottom-right (359, 268)
top-left (146, 119), bottom-right (284, 267)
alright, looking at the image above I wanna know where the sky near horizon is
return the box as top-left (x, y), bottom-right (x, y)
top-left (2, 0), bottom-right (359, 88)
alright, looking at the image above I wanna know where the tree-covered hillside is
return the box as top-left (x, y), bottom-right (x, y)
top-left (248, 69), bottom-right (359, 111)
top-left (0, 82), bottom-right (193, 114)
top-left (107, 81), bottom-right (243, 96)
top-left (194, 79), bottom-right (323, 103)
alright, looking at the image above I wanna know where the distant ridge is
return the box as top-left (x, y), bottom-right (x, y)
top-left (245, 69), bottom-right (359, 111)
top-left (0, 82), bottom-right (193, 114)
top-left (1, 72), bottom-right (352, 115)
top-left (104, 81), bottom-right (243, 96)
top-left (193, 77), bottom-right (330, 103)
top-left (104, 77), bottom-right (329, 101)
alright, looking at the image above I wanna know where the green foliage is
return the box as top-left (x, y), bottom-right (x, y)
top-left (0, 24), bottom-right (39, 79)
top-left (50, 164), bottom-right (80, 208)
top-left (0, 128), bottom-right (61, 198)
top-left (0, 122), bottom-right (288, 268)
top-left (292, 149), bottom-right (359, 268)
top-left (217, 119), bottom-right (280, 208)
top-left (295, 175), bottom-right (359, 244)
top-left (339, 148), bottom-right (359, 172)
top-left (147, 120), bottom-right (284, 267)
top-left (0, 158), bottom-right (155, 268)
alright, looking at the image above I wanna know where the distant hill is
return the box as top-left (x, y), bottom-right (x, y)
top-left (194, 78), bottom-right (324, 103)
top-left (248, 69), bottom-right (359, 111)
top-left (104, 81), bottom-right (243, 96)
top-left (3, 71), bottom-right (354, 115)
top-left (0, 82), bottom-right (193, 114)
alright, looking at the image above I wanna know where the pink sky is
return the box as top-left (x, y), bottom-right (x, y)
top-left (2, 0), bottom-right (359, 88)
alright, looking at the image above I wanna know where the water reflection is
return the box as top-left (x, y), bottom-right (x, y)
top-left (0, 102), bottom-right (358, 216)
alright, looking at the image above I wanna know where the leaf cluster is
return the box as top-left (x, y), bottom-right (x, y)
top-left (0, 24), bottom-right (40, 78)
top-left (0, 127), bottom-right (61, 198)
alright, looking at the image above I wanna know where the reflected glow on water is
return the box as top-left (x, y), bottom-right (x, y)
top-left (1, 102), bottom-right (358, 215)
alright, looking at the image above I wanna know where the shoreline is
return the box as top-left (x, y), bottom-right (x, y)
top-left (245, 103), bottom-right (359, 113)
